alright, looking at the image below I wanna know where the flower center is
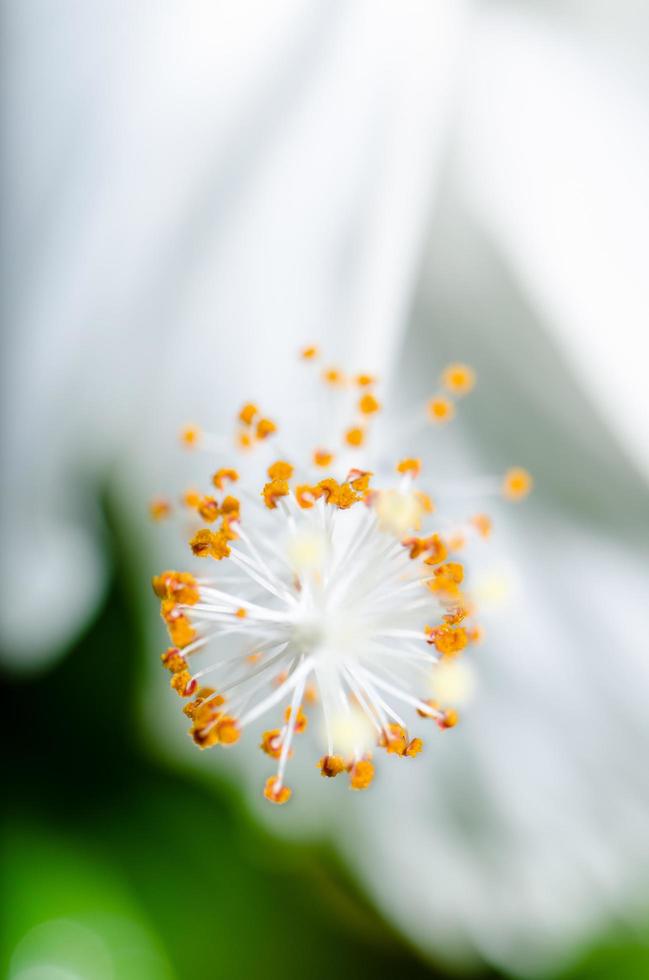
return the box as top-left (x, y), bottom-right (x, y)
top-left (291, 607), bottom-right (369, 663)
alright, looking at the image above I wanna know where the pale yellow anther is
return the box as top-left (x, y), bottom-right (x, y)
top-left (471, 513), bottom-right (492, 538)
top-left (429, 660), bottom-right (476, 709)
top-left (301, 345), bottom-right (319, 360)
top-left (375, 489), bottom-right (424, 535)
top-left (442, 363), bottom-right (476, 396)
top-left (355, 373), bottom-right (376, 387)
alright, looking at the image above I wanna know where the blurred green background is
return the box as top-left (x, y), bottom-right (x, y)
top-left (3, 505), bottom-right (649, 980)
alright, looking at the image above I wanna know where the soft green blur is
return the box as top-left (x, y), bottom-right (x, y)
top-left (2, 509), bottom-right (649, 980)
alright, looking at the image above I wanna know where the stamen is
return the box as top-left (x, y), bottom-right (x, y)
top-left (152, 345), bottom-right (531, 804)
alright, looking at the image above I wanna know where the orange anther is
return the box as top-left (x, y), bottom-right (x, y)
top-left (405, 737), bottom-right (423, 757)
top-left (268, 460), bottom-right (294, 481)
top-left (345, 426), bottom-right (365, 447)
top-left (149, 498), bottom-right (171, 522)
top-left (379, 723), bottom-right (408, 756)
top-left (503, 467), bottom-right (533, 501)
top-left (180, 425), bottom-right (201, 448)
top-left (182, 489), bottom-right (201, 509)
top-left (348, 759), bottom-right (374, 790)
top-left (262, 479), bottom-right (289, 509)
top-left (313, 449), bottom-right (334, 468)
top-left (160, 648), bottom-right (187, 674)
top-left (323, 367), bottom-right (344, 386)
top-left (319, 755), bottom-right (346, 777)
top-left (238, 403), bottom-right (258, 426)
top-left (431, 625), bottom-right (468, 658)
top-left (422, 534), bottom-right (447, 566)
top-left (442, 363), bottom-right (476, 396)
top-left (189, 528), bottom-right (231, 560)
top-left (212, 468), bottom-right (239, 490)
top-left (264, 777), bottom-right (292, 804)
top-left (347, 469), bottom-right (372, 493)
top-left (437, 709), bottom-right (458, 730)
top-left (359, 393), bottom-right (381, 415)
top-left (427, 397), bottom-right (455, 423)
top-left (294, 484), bottom-right (322, 509)
top-left (152, 571), bottom-right (199, 605)
top-left (284, 705), bottom-right (307, 733)
top-left (396, 458), bottom-right (421, 478)
top-left (260, 729), bottom-right (284, 759)
top-left (215, 715), bottom-right (240, 744)
top-left (256, 417), bottom-right (277, 440)
top-left (198, 496), bottom-right (220, 522)
top-left (170, 670), bottom-right (197, 697)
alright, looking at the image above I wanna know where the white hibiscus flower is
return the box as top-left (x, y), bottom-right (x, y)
top-left (2, 2), bottom-right (648, 975)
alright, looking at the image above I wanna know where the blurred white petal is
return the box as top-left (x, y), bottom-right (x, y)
top-left (459, 5), bottom-right (649, 480)
top-left (1, 0), bottom-right (467, 662)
